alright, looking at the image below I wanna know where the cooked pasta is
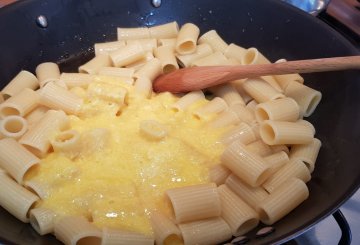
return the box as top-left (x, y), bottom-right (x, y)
top-left (260, 120), bottom-right (314, 145)
top-left (101, 228), bottom-right (154, 245)
top-left (149, 21), bottom-right (179, 39)
top-left (79, 54), bottom-right (112, 74)
top-left (262, 159), bottom-right (311, 193)
top-left (0, 174), bottom-right (39, 222)
top-left (154, 45), bottom-right (179, 73)
top-left (224, 43), bottom-right (246, 64)
top-left (59, 73), bottom-right (93, 88)
top-left (176, 43), bottom-right (213, 67)
top-left (0, 88), bottom-right (39, 118)
top-left (255, 97), bottom-right (300, 122)
top-left (36, 62), bottom-right (61, 88)
top-left (19, 110), bottom-right (70, 157)
top-left (209, 164), bottom-right (231, 185)
top-left (220, 122), bottom-right (257, 145)
top-left (0, 115), bottom-right (28, 139)
top-left (54, 216), bottom-right (102, 245)
top-left (117, 27), bottom-right (150, 40)
top-left (175, 23), bottom-right (200, 55)
top-left (284, 81), bottom-right (322, 117)
top-left (178, 217), bottom-right (232, 245)
top-left (221, 140), bottom-right (271, 187)
top-left (225, 174), bottom-right (269, 209)
top-left (134, 77), bottom-right (152, 98)
top-left (210, 84), bottom-right (245, 106)
top-left (218, 184), bottom-right (259, 236)
top-left (264, 151), bottom-right (289, 175)
top-left (229, 104), bottom-right (256, 125)
top-left (1, 70), bottom-right (39, 99)
top-left (191, 51), bottom-right (229, 67)
top-left (289, 138), bottom-right (321, 173)
top-left (110, 42), bottom-right (146, 67)
top-left (133, 58), bottom-right (162, 81)
top-left (171, 90), bottom-right (204, 112)
top-left (0, 138), bottom-right (39, 184)
top-left (246, 139), bottom-right (273, 157)
top-left (29, 207), bottom-right (55, 235)
top-left (94, 40), bottom-right (126, 56)
top-left (257, 178), bottom-right (309, 225)
top-left (166, 183), bottom-right (221, 223)
top-left (98, 67), bottom-right (135, 78)
top-left (242, 78), bottom-right (285, 103)
top-left (208, 109), bottom-right (240, 128)
top-left (150, 211), bottom-right (182, 245)
top-left (198, 30), bottom-right (228, 53)
top-left (193, 97), bottom-right (228, 120)
top-left (39, 82), bottom-right (83, 115)
top-left (126, 38), bottom-right (157, 52)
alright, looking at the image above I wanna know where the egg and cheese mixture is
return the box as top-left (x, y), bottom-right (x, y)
top-left (25, 77), bottom-right (227, 235)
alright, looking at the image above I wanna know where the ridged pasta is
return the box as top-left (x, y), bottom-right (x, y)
top-left (110, 42), bottom-right (146, 67)
top-left (218, 184), bottom-right (259, 236)
top-left (178, 217), bottom-right (232, 245)
top-left (289, 138), bottom-right (321, 173)
top-left (262, 159), bottom-right (311, 193)
top-left (176, 43), bottom-right (213, 67)
top-left (0, 174), bottom-right (39, 222)
top-left (242, 78), bottom-right (285, 103)
top-left (0, 115), bottom-right (28, 139)
top-left (224, 43), bottom-right (246, 64)
top-left (54, 216), bottom-right (102, 245)
top-left (225, 174), bottom-right (269, 209)
top-left (198, 30), bottom-right (228, 53)
top-left (221, 140), bottom-right (271, 187)
top-left (19, 110), bottom-right (70, 157)
top-left (171, 90), bottom-right (204, 112)
top-left (1, 70), bottom-right (39, 98)
top-left (39, 82), bottom-right (83, 115)
top-left (166, 183), bottom-right (221, 223)
top-left (210, 84), bottom-right (245, 106)
top-left (220, 122), bottom-right (257, 145)
top-left (246, 139), bottom-right (273, 157)
top-left (36, 62), bottom-right (61, 87)
top-left (229, 104), bottom-right (256, 125)
top-left (209, 164), bottom-right (231, 185)
top-left (0, 138), bottom-right (39, 184)
top-left (260, 120), bottom-right (314, 145)
top-left (126, 38), bottom-right (157, 52)
top-left (150, 211), bottom-right (182, 245)
top-left (149, 22), bottom-right (179, 39)
top-left (257, 178), bottom-right (309, 225)
top-left (134, 77), bottom-right (152, 98)
top-left (0, 88), bottom-right (40, 118)
top-left (208, 109), bottom-right (239, 128)
top-left (134, 58), bottom-right (162, 81)
top-left (101, 228), bottom-right (154, 245)
top-left (29, 207), bottom-right (55, 235)
top-left (255, 97), bottom-right (300, 122)
top-left (94, 40), bottom-right (126, 56)
top-left (193, 97), bottom-right (228, 120)
top-left (59, 73), bottom-right (93, 88)
top-left (175, 23), bottom-right (200, 55)
top-left (154, 45), bottom-right (179, 73)
top-left (191, 51), bottom-right (228, 67)
top-left (264, 151), bottom-right (289, 175)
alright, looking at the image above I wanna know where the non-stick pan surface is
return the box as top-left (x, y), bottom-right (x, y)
top-left (0, 0), bottom-right (359, 244)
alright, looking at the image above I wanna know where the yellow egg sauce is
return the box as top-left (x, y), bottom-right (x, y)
top-left (25, 76), bottom-right (229, 236)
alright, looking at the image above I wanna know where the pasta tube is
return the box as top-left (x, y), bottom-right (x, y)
top-left (149, 21), bottom-right (179, 39)
top-left (35, 62), bottom-right (61, 88)
top-left (242, 78), bottom-right (285, 103)
top-left (289, 138), bottom-right (321, 173)
top-left (176, 43), bottom-right (213, 67)
top-left (218, 184), bottom-right (259, 236)
top-left (0, 88), bottom-right (39, 118)
top-left (0, 138), bottom-right (39, 184)
top-left (102, 228), bottom-right (154, 245)
top-left (0, 115), bottom-right (28, 139)
top-left (29, 207), bottom-right (55, 235)
top-left (257, 178), bottom-right (309, 225)
top-left (0, 174), bottom-right (39, 222)
top-left (284, 81), bottom-right (322, 117)
top-left (198, 30), bottom-right (228, 53)
top-left (54, 216), bottom-right (102, 245)
top-left (154, 45), bottom-right (179, 73)
top-left (225, 174), bottom-right (269, 209)
top-left (179, 217), bottom-right (232, 245)
top-left (220, 122), bottom-right (257, 145)
top-left (209, 164), bottom-right (231, 185)
top-left (262, 159), bottom-right (311, 193)
top-left (221, 140), bottom-right (271, 187)
top-left (150, 211), bottom-right (182, 245)
top-left (1, 70), bottom-right (39, 99)
top-left (117, 27), bottom-right (150, 40)
top-left (255, 97), bottom-right (300, 122)
top-left (260, 120), bottom-right (314, 145)
top-left (94, 40), bottom-right (126, 56)
top-left (110, 42), bottom-right (146, 67)
top-left (175, 23), bottom-right (200, 55)
top-left (39, 82), bottom-right (83, 115)
top-left (165, 183), bottom-right (221, 223)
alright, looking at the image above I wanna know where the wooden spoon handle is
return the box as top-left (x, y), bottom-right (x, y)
top-left (225, 56), bottom-right (360, 81)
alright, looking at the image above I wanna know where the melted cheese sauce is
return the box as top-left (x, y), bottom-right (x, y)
top-left (26, 77), bottom-right (227, 235)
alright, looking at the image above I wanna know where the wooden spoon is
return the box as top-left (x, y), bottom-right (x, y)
top-left (153, 56), bottom-right (360, 93)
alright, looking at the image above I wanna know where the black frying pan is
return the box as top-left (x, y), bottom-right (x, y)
top-left (0, 0), bottom-right (359, 244)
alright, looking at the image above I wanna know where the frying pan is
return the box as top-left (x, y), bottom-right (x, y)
top-left (0, 0), bottom-right (359, 244)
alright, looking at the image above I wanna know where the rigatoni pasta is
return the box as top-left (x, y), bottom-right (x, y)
top-left (1, 70), bottom-right (39, 98)
top-left (101, 228), bottom-right (154, 245)
top-left (0, 138), bottom-right (39, 184)
top-left (166, 183), bottom-right (221, 223)
top-left (176, 43), bottom-right (213, 67)
top-left (0, 115), bottom-right (28, 139)
top-left (150, 211), bottom-right (183, 245)
top-left (35, 62), bottom-right (61, 88)
top-left (29, 207), bottom-right (55, 235)
top-left (0, 88), bottom-right (39, 118)
top-left (0, 174), bottom-right (39, 223)
top-left (175, 23), bottom-right (200, 55)
top-left (79, 54), bottom-right (112, 74)
top-left (198, 30), bottom-right (228, 53)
